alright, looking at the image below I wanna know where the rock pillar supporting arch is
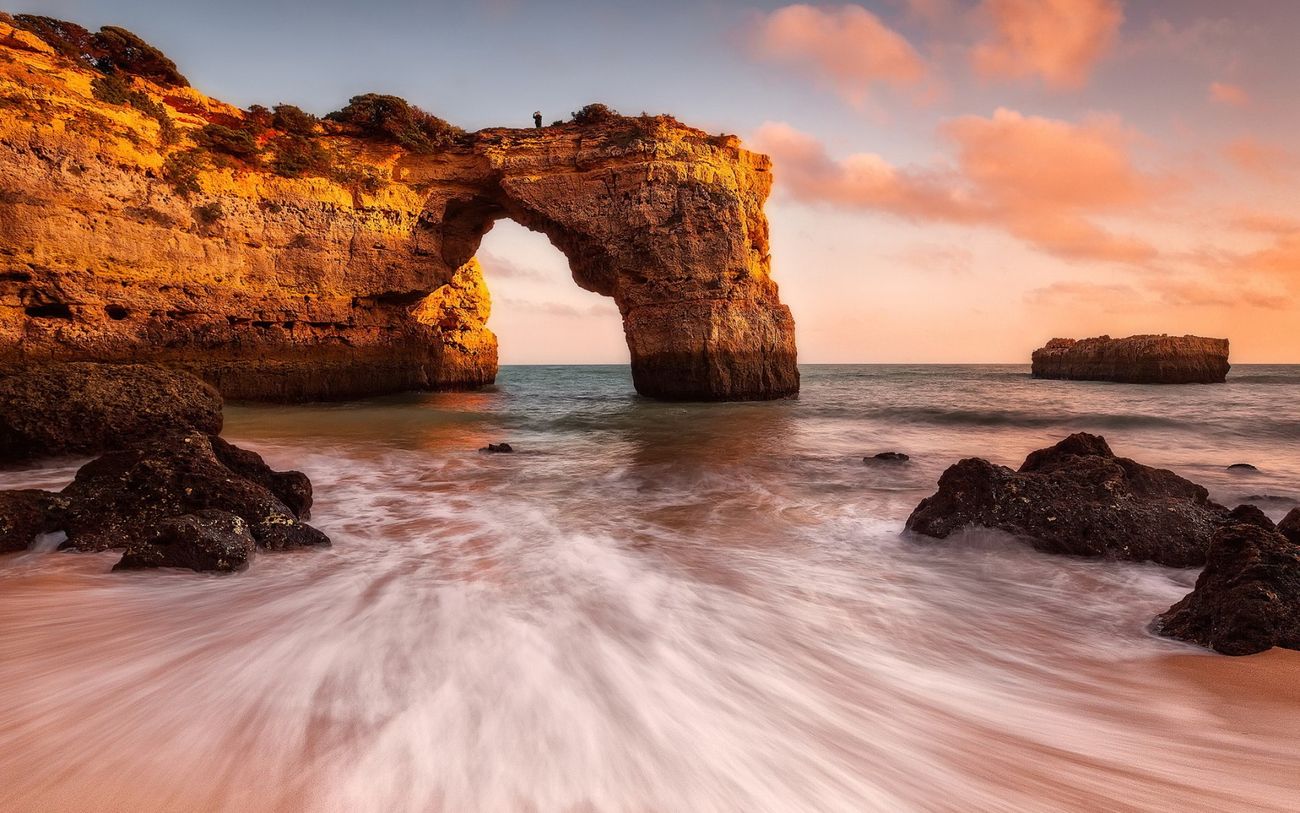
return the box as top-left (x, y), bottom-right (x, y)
top-left (439, 120), bottom-right (800, 401)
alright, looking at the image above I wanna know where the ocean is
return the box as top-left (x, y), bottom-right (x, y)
top-left (2, 364), bottom-right (1298, 812)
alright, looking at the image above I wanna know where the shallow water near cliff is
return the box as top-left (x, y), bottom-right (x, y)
top-left (2, 364), bottom-right (1299, 812)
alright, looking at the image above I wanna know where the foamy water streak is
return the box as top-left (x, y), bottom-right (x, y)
top-left (1, 365), bottom-right (1298, 812)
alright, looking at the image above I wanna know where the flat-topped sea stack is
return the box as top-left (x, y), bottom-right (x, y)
top-left (0, 15), bottom-right (797, 401)
top-left (1031, 334), bottom-right (1229, 384)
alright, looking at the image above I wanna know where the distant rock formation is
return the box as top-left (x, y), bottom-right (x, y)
top-left (1031, 335), bottom-right (1229, 384)
top-left (0, 15), bottom-right (797, 402)
top-left (905, 433), bottom-right (1228, 566)
top-left (0, 362), bottom-right (222, 463)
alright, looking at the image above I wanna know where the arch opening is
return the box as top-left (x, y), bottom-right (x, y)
top-left (474, 219), bottom-right (627, 366)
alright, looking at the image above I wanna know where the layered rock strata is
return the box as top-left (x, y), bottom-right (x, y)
top-left (1031, 335), bottom-right (1229, 384)
top-left (905, 433), bottom-right (1228, 567)
top-left (0, 16), bottom-right (797, 401)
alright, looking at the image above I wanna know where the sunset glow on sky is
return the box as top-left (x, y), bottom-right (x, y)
top-left (29, 0), bottom-right (1300, 362)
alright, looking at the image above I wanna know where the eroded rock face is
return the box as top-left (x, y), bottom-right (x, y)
top-left (114, 510), bottom-right (256, 573)
top-left (0, 431), bottom-right (324, 570)
top-left (0, 489), bottom-right (68, 552)
top-left (905, 433), bottom-right (1228, 566)
top-left (58, 431), bottom-right (326, 554)
top-left (0, 362), bottom-right (222, 463)
top-left (1280, 509), bottom-right (1300, 546)
top-left (1155, 522), bottom-right (1300, 655)
top-left (0, 18), bottom-right (797, 401)
top-left (1031, 335), bottom-right (1229, 384)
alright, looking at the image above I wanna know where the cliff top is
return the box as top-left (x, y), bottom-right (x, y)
top-left (1039, 335), bottom-right (1229, 351)
top-left (0, 13), bottom-right (751, 205)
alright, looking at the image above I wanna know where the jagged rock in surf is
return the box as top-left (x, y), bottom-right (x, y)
top-left (905, 433), bottom-right (1228, 566)
top-left (54, 431), bottom-right (327, 556)
top-left (0, 489), bottom-right (69, 553)
top-left (1280, 509), bottom-right (1300, 546)
top-left (1031, 335), bottom-right (1229, 384)
top-left (867, 452), bottom-right (910, 462)
top-left (114, 509), bottom-right (256, 572)
top-left (1155, 521), bottom-right (1300, 655)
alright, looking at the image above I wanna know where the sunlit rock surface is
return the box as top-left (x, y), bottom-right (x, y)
top-left (0, 16), bottom-right (796, 401)
top-left (1031, 335), bottom-right (1230, 384)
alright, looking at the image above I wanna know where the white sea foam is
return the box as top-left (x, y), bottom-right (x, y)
top-left (2, 365), bottom-right (1298, 812)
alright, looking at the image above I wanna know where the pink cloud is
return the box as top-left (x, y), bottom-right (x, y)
top-left (748, 4), bottom-right (928, 105)
top-left (753, 108), bottom-right (1158, 264)
top-left (972, 0), bottom-right (1123, 89)
top-left (1222, 137), bottom-right (1295, 180)
top-left (1208, 81), bottom-right (1250, 107)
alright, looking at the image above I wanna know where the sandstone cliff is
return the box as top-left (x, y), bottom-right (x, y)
top-left (0, 15), bottom-right (797, 401)
top-left (1031, 335), bottom-right (1229, 384)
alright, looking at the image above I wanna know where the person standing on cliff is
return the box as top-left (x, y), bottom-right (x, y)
top-left (533, 111), bottom-right (542, 129)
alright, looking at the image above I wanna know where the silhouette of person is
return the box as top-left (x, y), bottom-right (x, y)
top-left (533, 111), bottom-right (542, 129)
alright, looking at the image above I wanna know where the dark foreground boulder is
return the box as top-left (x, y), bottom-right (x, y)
top-left (1154, 523), bottom-right (1300, 655)
top-left (114, 510), bottom-right (256, 572)
top-left (905, 433), bottom-right (1227, 566)
top-left (0, 431), bottom-right (327, 571)
top-left (1280, 509), bottom-right (1300, 545)
top-left (0, 363), bottom-right (223, 463)
top-left (0, 489), bottom-right (69, 552)
top-left (59, 431), bottom-right (326, 553)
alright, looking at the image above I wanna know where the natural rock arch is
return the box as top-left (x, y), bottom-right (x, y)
top-left (0, 24), bottom-right (798, 401)
top-left (418, 126), bottom-right (799, 400)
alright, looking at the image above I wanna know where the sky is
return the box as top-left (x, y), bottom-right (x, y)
top-left (23, 0), bottom-right (1300, 362)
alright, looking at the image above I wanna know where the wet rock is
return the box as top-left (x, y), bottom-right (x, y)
top-left (905, 433), bottom-right (1227, 566)
top-left (0, 363), bottom-right (223, 463)
top-left (1280, 509), bottom-right (1300, 545)
top-left (1226, 504), bottom-right (1275, 531)
top-left (114, 510), bottom-right (255, 573)
top-left (0, 489), bottom-right (68, 553)
top-left (1227, 463), bottom-right (1258, 471)
top-left (59, 431), bottom-right (328, 553)
top-left (1155, 523), bottom-right (1300, 655)
top-left (867, 452), bottom-right (909, 462)
top-left (480, 443), bottom-right (514, 453)
top-left (1031, 334), bottom-right (1229, 384)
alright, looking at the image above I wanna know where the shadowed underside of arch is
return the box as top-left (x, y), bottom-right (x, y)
top-left (0, 26), bottom-right (798, 400)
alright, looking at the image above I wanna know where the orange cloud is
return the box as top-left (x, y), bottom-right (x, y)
top-left (754, 108), bottom-right (1158, 263)
top-left (1208, 81), bottom-right (1249, 107)
top-left (972, 0), bottom-right (1123, 89)
top-left (748, 4), bottom-right (928, 105)
top-left (1222, 137), bottom-right (1295, 180)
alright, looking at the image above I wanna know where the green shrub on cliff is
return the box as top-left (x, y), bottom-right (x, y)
top-left (570, 103), bottom-right (621, 125)
top-left (90, 73), bottom-right (177, 145)
top-left (271, 104), bottom-right (318, 136)
top-left (270, 135), bottom-right (332, 178)
top-left (193, 124), bottom-right (260, 163)
top-left (326, 93), bottom-right (464, 152)
top-left (13, 15), bottom-right (188, 87)
top-left (162, 150), bottom-right (204, 197)
top-left (93, 26), bottom-right (188, 87)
